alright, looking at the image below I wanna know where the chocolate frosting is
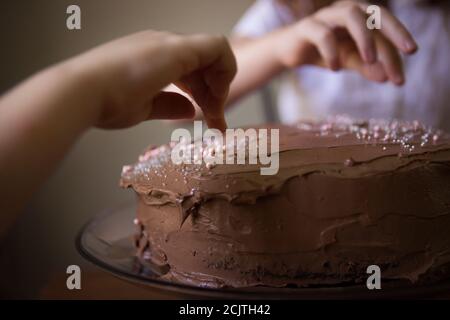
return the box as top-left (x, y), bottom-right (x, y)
top-left (121, 117), bottom-right (450, 288)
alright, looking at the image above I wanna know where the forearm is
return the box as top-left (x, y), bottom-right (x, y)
top-left (0, 61), bottom-right (98, 232)
top-left (227, 26), bottom-right (317, 106)
top-left (227, 32), bottom-right (287, 106)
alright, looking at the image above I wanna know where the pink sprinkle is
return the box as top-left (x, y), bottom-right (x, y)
top-left (122, 165), bottom-right (132, 174)
top-left (433, 134), bottom-right (440, 142)
top-left (344, 158), bottom-right (355, 167)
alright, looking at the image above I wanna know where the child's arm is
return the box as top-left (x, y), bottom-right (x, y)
top-left (227, 0), bottom-right (417, 105)
top-left (0, 31), bottom-right (236, 233)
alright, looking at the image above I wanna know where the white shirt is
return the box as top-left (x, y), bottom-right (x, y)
top-left (233, 0), bottom-right (450, 131)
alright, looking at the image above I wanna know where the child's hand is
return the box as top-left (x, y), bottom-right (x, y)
top-left (70, 31), bottom-right (236, 131)
top-left (0, 30), bottom-right (236, 231)
top-left (275, 0), bottom-right (417, 85)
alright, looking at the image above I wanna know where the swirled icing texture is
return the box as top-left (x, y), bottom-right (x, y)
top-left (121, 117), bottom-right (450, 288)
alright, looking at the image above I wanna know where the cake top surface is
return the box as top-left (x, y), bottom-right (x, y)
top-left (278, 116), bottom-right (447, 152)
top-left (120, 116), bottom-right (450, 201)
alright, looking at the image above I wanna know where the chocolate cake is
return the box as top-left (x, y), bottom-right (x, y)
top-left (120, 117), bottom-right (450, 288)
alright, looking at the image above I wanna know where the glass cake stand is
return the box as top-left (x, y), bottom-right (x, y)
top-left (76, 203), bottom-right (450, 299)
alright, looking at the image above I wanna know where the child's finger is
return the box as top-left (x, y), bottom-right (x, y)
top-left (340, 43), bottom-right (388, 83)
top-left (357, 2), bottom-right (417, 54)
top-left (176, 72), bottom-right (228, 132)
top-left (317, 4), bottom-right (376, 64)
top-left (180, 34), bottom-right (237, 77)
top-left (175, 34), bottom-right (236, 130)
top-left (341, 34), bottom-right (404, 86)
top-left (202, 68), bottom-right (229, 132)
top-left (204, 115), bottom-right (227, 134)
top-left (344, 7), bottom-right (377, 63)
top-left (299, 19), bottom-right (340, 70)
top-left (374, 34), bottom-right (405, 85)
top-left (361, 61), bottom-right (388, 83)
top-left (147, 91), bottom-right (196, 120)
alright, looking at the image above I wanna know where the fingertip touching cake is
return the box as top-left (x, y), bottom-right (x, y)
top-left (120, 117), bottom-right (450, 288)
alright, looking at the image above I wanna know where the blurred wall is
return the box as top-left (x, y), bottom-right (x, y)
top-left (0, 0), bottom-right (266, 298)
